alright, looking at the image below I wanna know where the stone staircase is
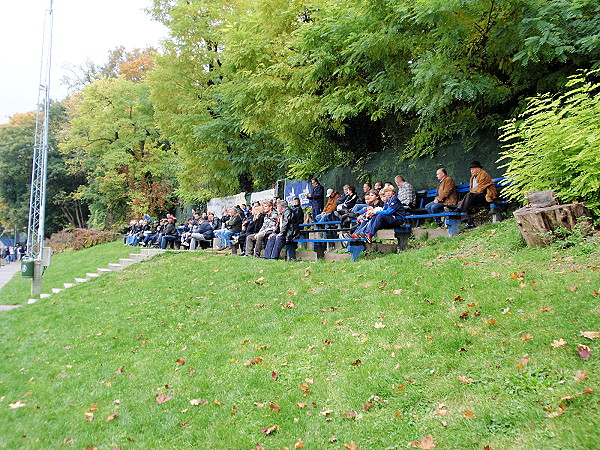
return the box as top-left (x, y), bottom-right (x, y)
top-left (27, 248), bottom-right (165, 304)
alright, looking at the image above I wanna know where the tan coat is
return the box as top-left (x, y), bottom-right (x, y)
top-left (435, 176), bottom-right (458, 205)
top-left (470, 169), bottom-right (498, 202)
top-left (322, 192), bottom-right (341, 214)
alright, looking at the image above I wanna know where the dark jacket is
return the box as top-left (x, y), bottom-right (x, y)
top-left (310, 183), bottom-right (325, 211)
top-left (195, 221), bottom-right (214, 239)
top-left (225, 213), bottom-right (243, 233)
top-left (277, 207), bottom-right (301, 243)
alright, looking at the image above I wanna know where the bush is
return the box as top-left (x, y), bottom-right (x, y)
top-left (46, 228), bottom-right (119, 253)
top-left (499, 70), bottom-right (600, 222)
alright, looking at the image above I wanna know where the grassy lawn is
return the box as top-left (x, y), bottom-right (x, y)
top-left (0, 221), bottom-right (598, 449)
top-left (0, 241), bottom-right (135, 305)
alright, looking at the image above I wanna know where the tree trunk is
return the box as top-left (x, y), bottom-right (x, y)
top-left (513, 202), bottom-right (592, 247)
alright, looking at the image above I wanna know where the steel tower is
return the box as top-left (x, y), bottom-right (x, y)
top-left (27, 0), bottom-right (54, 259)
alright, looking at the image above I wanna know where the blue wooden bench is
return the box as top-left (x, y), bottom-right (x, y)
top-left (295, 210), bottom-right (467, 261)
top-left (415, 177), bottom-right (510, 223)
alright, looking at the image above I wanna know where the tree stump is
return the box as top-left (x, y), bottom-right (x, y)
top-left (513, 202), bottom-right (591, 247)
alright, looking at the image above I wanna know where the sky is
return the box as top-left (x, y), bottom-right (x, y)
top-left (0, 0), bottom-right (168, 124)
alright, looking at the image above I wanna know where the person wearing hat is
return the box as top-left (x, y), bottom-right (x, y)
top-left (315, 188), bottom-right (340, 222)
top-left (447, 160), bottom-right (497, 228)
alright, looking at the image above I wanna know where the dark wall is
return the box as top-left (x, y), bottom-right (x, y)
top-left (319, 130), bottom-right (504, 192)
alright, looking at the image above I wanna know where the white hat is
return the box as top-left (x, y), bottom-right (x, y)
top-left (326, 188), bottom-right (334, 197)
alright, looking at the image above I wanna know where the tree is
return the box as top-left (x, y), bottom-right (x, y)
top-left (499, 70), bottom-right (600, 221)
top-left (0, 103), bottom-right (85, 235)
top-left (59, 75), bottom-right (178, 228)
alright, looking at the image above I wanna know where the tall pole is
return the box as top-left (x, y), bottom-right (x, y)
top-left (26, 0), bottom-right (53, 295)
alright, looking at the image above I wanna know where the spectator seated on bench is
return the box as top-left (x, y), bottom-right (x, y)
top-left (245, 200), bottom-right (278, 257)
top-left (215, 207), bottom-right (242, 251)
top-left (346, 186), bottom-right (406, 243)
top-left (263, 200), bottom-right (301, 260)
top-left (423, 168), bottom-right (458, 226)
top-left (444, 160), bottom-right (498, 228)
top-left (185, 217), bottom-right (215, 250)
top-left (159, 216), bottom-right (180, 249)
top-left (236, 204), bottom-right (265, 253)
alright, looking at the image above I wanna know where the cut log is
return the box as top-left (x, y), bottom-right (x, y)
top-left (513, 202), bottom-right (591, 247)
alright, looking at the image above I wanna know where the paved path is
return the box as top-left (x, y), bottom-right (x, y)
top-left (0, 261), bottom-right (23, 310)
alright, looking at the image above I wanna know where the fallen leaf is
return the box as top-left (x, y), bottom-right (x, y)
top-left (320, 409), bottom-right (334, 416)
top-left (9, 400), bottom-right (26, 409)
top-left (464, 409), bottom-right (475, 419)
top-left (574, 370), bottom-right (588, 382)
top-left (342, 409), bottom-right (356, 419)
top-left (231, 405), bottom-right (238, 415)
top-left (296, 402), bottom-right (307, 408)
top-left (540, 306), bottom-right (553, 312)
top-left (397, 384), bottom-right (406, 392)
top-left (176, 358), bottom-right (185, 366)
top-left (269, 402), bottom-right (281, 413)
top-left (577, 344), bottom-right (592, 360)
top-left (552, 338), bottom-right (567, 347)
top-left (84, 412), bottom-right (94, 422)
top-left (244, 357), bottom-right (264, 366)
top-left (580, 331), bottom-right (600, 340)
top-left (518, 357), bottom-right (531, 368)
top-left (260, 424), bottom-right (279, 435)
top-left (115, 366), bottom-right (125, 374)
top-left (567, 286), bottom-right (578, 292)
top-left (374, 322), bottom-right (386, 328)
top-left (457, 375), bottom-right (473, 384)
top-left (299, 384), bottom-right (311, 395)
top-left (546, 403), bottom-right (567, 418)
top-left (408, 435), bottom-right (436, 449)
top-left (295, 439), bottom-right (305, 449)
top-left (561, 388), bottom-right (595, 400)
top-left (105, 413), bottom-right (118, 422)
top-left (329, 436), bottom-right (338, 443)
top-left (344, 442), bottom-right (358, 450)
top-left (271, 371), bottom-right (279, 380)
top-left (395, 410), bottom-right (403, 418)
top-left (89, 404), bottom-right (99, 412)
top-left (156, 394), bottom-right (172, 404)
top-left (351, 359), bottom-right (362, 366)
top-left (522, 334), bottom-right (534, 341)
top-left (190, 399), bottom-right (208, 406)
top-left (304, 268), bottom-right (311, 277)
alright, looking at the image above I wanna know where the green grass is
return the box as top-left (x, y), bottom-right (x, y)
top-left (0, 240), bottom-right (134, 304)
top-left (0, 221), bottom-right (599, 449)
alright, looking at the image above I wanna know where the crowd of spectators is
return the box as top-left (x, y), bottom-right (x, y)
top-left (123, 161), bottom-right (498, 258)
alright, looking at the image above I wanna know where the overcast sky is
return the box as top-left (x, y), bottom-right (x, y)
top-left (0, 0), bottom-right (167, 124)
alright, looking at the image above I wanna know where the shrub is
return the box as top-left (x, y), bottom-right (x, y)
top-left (46, 228), bottom-right (119, 253)
top-left (499, 70), bottom-right (600, 222)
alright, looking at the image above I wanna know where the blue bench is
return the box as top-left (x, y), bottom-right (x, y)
top-left (415, 177), bottom-right (511, 223)
top-left (295, 210), bottom-right (467, 261)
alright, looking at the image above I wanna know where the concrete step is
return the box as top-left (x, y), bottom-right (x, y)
top-left (119, 258), bottom-right (135, 267)
top-left (27, 299), bottom-right (37, 304)
top-left (63, 283), bottom-right (75, 289)
top-left (52, 288), bottom-right (62, 294)
top-left (108, 263), bottom-right (124, 272)
top-left (140, 248), bottom-right (165, 257)
top-left (86, 272), bottom-right (100, 278)
top-left (40, 293), bottom-right (51, 298)
top-left (97, 268), bottom-right (112, 275)
top-left (129, 253), bottom-right (147, 262)
top-left (74, 277), bottom-right (89, 284)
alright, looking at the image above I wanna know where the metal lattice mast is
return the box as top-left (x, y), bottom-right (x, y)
top-left (27, 0), bottom-right (54, 259)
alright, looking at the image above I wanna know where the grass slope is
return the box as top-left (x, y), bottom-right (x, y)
top-left (0, 241), bottom-right (136, 304)
top-left (0, 222), bottom-right (598, 449)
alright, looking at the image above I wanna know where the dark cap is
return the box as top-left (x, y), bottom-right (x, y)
top-left (468, 160), bottom-right (483, 168)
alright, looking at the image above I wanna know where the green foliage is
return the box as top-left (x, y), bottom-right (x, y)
top-left (0, 103), bottom-right (87, 234)
top-left (59, 77), bottom-right (179, 228)
top-left (499, 70), bottom-right (600, 220)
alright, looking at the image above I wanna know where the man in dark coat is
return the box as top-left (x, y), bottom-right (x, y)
top-left (306, 178), bottom-right (324, 222)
